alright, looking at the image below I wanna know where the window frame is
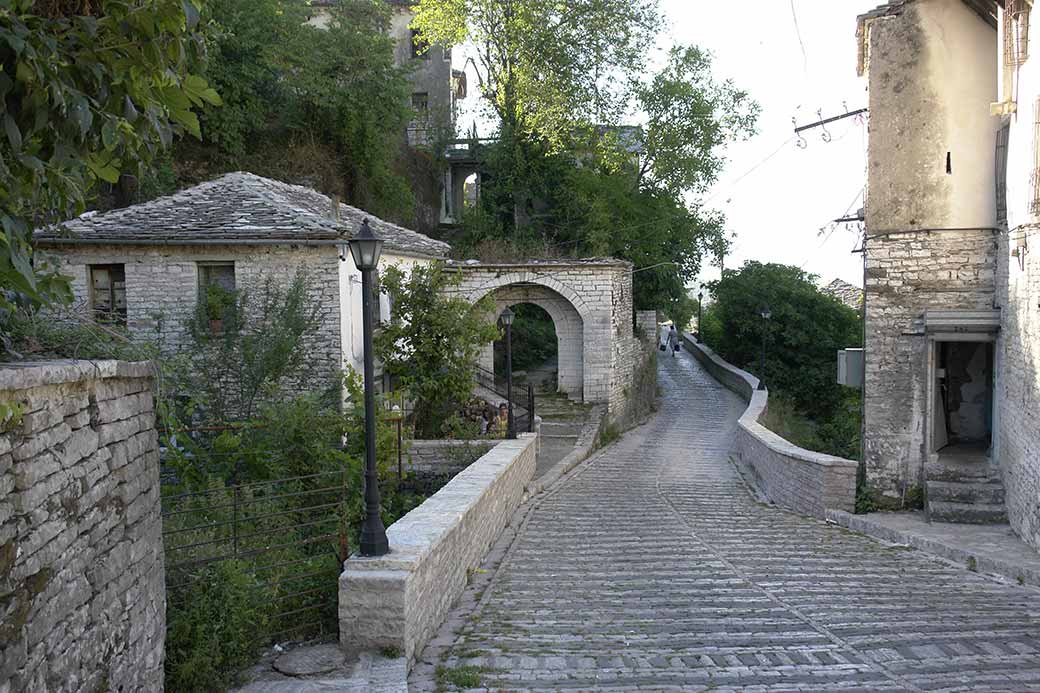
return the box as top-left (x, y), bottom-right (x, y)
top-left (89, 263), bottom-right (127, 327)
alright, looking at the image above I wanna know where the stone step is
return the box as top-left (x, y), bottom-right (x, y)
top-left (928, 500), bottom-right (1008, 524)
top-left (925, 461), bottom-right (999, 483)
top-left (926, 480), bottom-right (1006, 505)
top-left (539, 421), bottom-right (584, 437)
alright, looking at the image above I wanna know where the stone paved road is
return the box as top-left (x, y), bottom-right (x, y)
top-left (412, 351), bottom-right (1040, 692)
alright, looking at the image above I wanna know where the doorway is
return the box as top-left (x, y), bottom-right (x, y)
top-left (932, 340), bottom-right (994, 458)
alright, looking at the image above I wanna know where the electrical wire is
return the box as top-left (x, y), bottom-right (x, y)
top-left (701, 136), bottom-right (796, 205)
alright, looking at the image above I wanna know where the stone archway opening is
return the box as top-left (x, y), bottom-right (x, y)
top-left (493, 303), bottom-right (559, 395)
top-left (479, 284), bottom-right (585, 401)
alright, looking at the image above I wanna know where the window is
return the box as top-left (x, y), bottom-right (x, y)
top-left (996, 120), bottom-right (1011, 224)
top-left (89, 264), bottom-right (127, 326)
top-left (197, 262), bottom-right (236, 327)
top-left (411, 92), bottom-right (429, 116)
top-left (198, 262), bottom-right (235, 292)
top-left (410, 29), bottom-right (429, 60)
top-left (1004, 0), bottom-right (1031, 68)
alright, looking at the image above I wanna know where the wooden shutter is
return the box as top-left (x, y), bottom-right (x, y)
top-left (996, 122), bottom-right (1011, 223)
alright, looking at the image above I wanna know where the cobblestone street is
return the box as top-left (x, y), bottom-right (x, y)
top-left (412, 350), bottom-right (1040, 692)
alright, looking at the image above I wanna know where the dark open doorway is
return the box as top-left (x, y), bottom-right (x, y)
top-left (933, 340), bottom-right (993, 455)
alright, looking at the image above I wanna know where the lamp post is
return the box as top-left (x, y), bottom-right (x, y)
top-left (343, 219), bottom-right (389, 556)
top-left (758, 305), bottom-right (771, 391)
top-left (697, 291), bottom-right (704, 343)
top-left (500, 307), bottom-right (516, 439)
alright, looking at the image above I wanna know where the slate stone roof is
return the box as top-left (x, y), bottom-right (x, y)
top-left (37, 172), bottom-right (450, 259)
top-left (821, 279), bottom-right (865, 310)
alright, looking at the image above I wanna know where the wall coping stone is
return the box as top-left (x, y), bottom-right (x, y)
top-left (0, 359), bottom-right (156, 391)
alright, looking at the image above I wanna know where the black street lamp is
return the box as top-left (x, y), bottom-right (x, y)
top-left (758, 305), bottom-right (771, 391)
top-left (344, 219), bottom-right (389, 557)
top-left (697, 291), bottom-right (704, 343)
top-left (500, 307), bottom-right (516, 439)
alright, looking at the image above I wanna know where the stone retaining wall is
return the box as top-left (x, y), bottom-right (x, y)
top-left (682, 335), bottom-right (857, 518)
top-left (0, 360), bottom-right (164, 692)
top-left (339, 433), bottom-right (537, 666)
top-left (405, 439), bottom-right (498, 478)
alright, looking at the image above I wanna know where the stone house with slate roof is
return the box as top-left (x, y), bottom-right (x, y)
top-left (857, 0), bottom-right (1040, 548)
top-left (35, 172), bottom-right (450, 397)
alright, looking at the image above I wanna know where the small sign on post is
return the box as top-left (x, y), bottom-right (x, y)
top-left (837, 348), bottom-right (864, 387)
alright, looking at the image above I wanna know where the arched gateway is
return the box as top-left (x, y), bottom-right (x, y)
top-left (451, 259), bottom-right (642, 410)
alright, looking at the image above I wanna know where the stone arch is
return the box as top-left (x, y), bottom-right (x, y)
top-left (465, 275), bottom-right (591, 401)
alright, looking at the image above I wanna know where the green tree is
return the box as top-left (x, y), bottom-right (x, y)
top-left (192, 0), bottom-right (414, 218)
top-left (634, 46), bottom-right (759, 195)
top-left (704, 261), bottom-right (861, 420)
top-left (375, 262), bottom-right (500, 438)
top-left (0, 0), bottom-right (219, 320)
top-left (413, 0), bottom-right (661, 149)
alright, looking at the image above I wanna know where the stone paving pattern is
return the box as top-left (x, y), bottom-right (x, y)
top-left (412, 352), bottom-right (1040, 692)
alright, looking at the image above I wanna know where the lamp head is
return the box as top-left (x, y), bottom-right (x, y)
top-left (760, 306), bottom-right (772, 320)
top-left (347, 219), bottom-right (384, 270)
top-left (500, 307), bottom-right (515, 327)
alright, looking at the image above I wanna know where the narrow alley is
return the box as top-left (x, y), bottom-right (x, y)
top-left (411, 350), bottom-right (1040, 692)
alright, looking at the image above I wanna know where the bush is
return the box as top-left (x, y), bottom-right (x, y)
top-left (164, 560), bottom-right (271, 693)
top-left (703, 262), bottom-right (863, 460)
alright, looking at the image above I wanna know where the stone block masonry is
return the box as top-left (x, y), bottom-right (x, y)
top-left (339, 434), bottom-right (537, 667)
top-left (995, 224), bottom-right (1040, 554)
top-left (0, 360), bottom-right (165, 692)
top-left (683, 335), bottom-right (857, 518)
top-left (41, 243), bottom-right (343, 398)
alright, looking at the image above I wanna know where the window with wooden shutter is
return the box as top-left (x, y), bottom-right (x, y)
top-left (89, 264), bottom-right (127, 326)
top-left (1005, 0), bottom-right (1031, 68)
top-left (996, 121), bottom-right (1011, 224)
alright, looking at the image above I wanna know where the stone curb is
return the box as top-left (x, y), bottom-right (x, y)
top-left (526, 404), bottom-right (605, 496)
top-left (0, 359), bottom-right (156, 391)
top-left (826, 509), bottom-right (1040, 588)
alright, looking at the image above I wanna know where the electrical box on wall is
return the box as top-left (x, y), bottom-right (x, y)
top-left (837, 348), bottom-right (864, 387)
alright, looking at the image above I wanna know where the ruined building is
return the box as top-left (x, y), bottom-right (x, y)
top-left (858, 0), bottom-right (1040, 547)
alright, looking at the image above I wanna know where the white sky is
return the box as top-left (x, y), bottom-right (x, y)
top-left (453, 0), bottom-right (880, 289)
top-left (663, 0), bottom-right (880, 290)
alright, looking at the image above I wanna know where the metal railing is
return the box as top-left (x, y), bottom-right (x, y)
top-left (474, 365), bottom-right (535, 433)
top-left (162, 469), bottom-right (348, 644)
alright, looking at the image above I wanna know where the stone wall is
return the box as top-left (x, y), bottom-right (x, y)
top-left (0, 360), bottom-right (164, 692)
top-left (863, 229), bottom-right (998, 494)
top-left (40, 243), bottom-right (343, 397)
top-left (404, 439), bottom-right (497, 478)
top-left (635, 310), bottom-right (659, 344)
top-left (996, 226), bottom-right (1040, 553)
top-left (993, 4), bottom-right (1040, 555)
top-left (339, 434), bottom-right (537, 666)
top-left (684, 335), bottom-right (857, 518)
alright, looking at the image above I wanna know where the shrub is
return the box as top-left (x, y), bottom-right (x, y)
top-left (164, 560), bottom-right (271, 692)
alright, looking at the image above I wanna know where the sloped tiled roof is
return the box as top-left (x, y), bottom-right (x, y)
top-left (821, 278), bottom-right (864, 310)
top-left (37, 172), bottom-right (450, 259)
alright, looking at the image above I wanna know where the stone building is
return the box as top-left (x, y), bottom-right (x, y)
top-left (308, 0), bottom-right (466, 148)
top-left (857, 0), bottom-right (1040, 545)
top-left (35, 172), bottom-right (449, 400)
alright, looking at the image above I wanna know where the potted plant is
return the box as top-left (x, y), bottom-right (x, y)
top-left (204, 284), bottom-right (235, 334)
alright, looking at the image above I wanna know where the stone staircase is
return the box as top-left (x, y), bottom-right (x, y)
top-left (926, 447), bottom-right (1008, 524)
top-left (532, 393), bottom-right (594, 478)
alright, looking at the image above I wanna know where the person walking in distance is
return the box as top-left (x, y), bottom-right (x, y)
top-left (666, 324), bottom-right (680, 357)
